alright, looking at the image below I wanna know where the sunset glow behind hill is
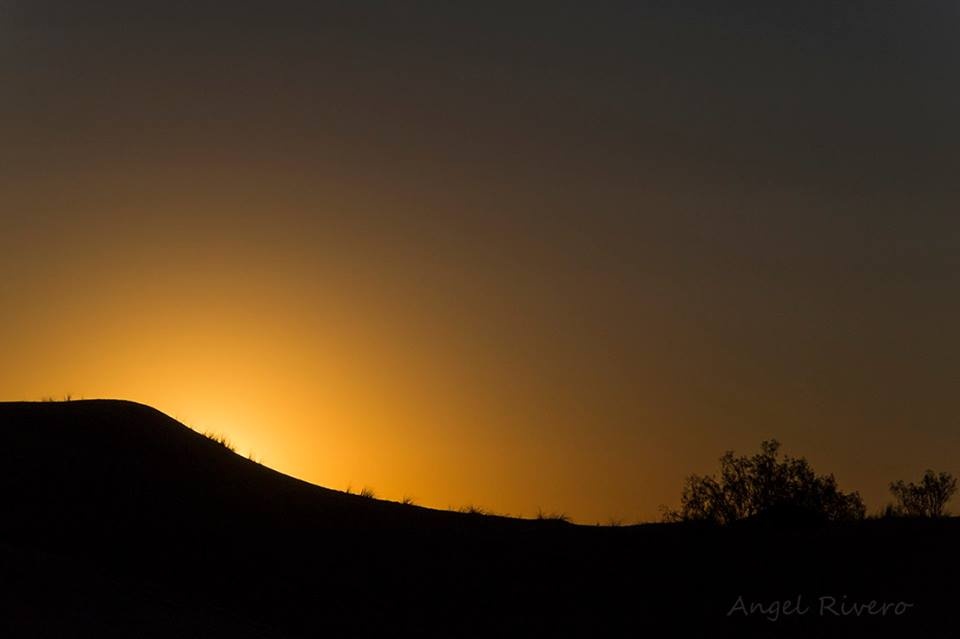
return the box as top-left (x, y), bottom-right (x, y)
top-left (2, 1), bottom-right (959, 522)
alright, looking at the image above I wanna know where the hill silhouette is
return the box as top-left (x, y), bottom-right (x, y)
top-left (1, 400), bottom-right (957, 637)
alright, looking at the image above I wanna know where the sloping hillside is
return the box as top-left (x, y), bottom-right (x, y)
top-left (1, 400), bottom-right (956, 637)
top-left (0, 399), bottom-right (522, 539)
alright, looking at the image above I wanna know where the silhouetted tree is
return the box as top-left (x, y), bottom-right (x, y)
top-left (889, 470), bottom-right (957, 518)
top-left (664, 440), bottom-right (865, 524)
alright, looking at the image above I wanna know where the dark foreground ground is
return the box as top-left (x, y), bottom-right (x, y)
top-left (1, 400), bottom-right (956, 638)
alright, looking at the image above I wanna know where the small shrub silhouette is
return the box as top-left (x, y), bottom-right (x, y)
top-left (359, 486), bottom-right (377, 499)
top-left (536, 508), bottom-right (570, 523)
top-left (889, 470), bottom-right (957, 518)
top-left (401, 495), bottom-right (416, 505)
top-left (665, 440), bottom-right (865, 525)
top-left (202, 431), bottom-right (236, 452)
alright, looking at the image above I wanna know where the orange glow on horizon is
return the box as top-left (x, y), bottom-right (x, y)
top-left (4, 3), bottom-right (958, 522)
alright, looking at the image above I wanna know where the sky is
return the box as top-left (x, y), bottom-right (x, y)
top-left (2, 1), bottom-right (958, 522)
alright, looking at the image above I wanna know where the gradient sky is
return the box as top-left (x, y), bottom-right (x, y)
top-left (2, 1), bottom-right (958, 522)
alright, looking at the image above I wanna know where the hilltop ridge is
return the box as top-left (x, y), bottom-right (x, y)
top-left (1, 399), bottom-right (957, 637)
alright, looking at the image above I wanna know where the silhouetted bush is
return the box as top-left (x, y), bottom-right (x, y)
top-left (202, 431), bottom-right (236, 452)
top-left (535, 508), bottom-right (571, 523)
top-left (889, 470), bottom-right (957, 518)
top-left (359, 486), bottom-right (377, 499)
top-left (664, 440), bottom-right (865, 525)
